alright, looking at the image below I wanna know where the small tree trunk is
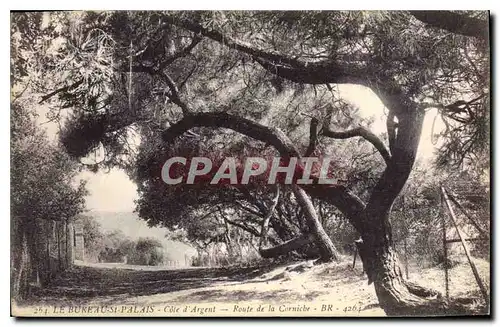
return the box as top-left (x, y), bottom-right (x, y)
top-left (292, 185), bottom-right (340, 262)
top-left (258, 185), bottom-right (340, 262)
top-left (259, 186), bottom-right (279, 250)
top-left (260, 233), bottom-right (315, 258)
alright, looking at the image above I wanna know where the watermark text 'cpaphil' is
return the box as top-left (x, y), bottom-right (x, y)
top-left (161, 156), bottom-right (338, 185)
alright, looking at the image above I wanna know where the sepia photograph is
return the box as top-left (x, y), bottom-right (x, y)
top-left (10, 10), bottom-right (490, 318)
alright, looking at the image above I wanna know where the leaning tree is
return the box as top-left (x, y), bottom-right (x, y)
top-left (13, 11), bottom-right (489, 315)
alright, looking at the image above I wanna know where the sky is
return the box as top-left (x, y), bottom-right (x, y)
top-left (337, 84), bottom-right (444, 160)
top-left (37, 85), bottom-right (444, 213)
top-left (34, 105), bottom-right (138, 212)
top-left (80, 168), bottom-right (138, 212)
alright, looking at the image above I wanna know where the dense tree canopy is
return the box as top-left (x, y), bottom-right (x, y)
top-left (11, 10), bottom-right (490, 315)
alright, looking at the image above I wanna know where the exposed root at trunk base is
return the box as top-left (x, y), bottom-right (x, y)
top-left (356, 240), bottom-right (488, 316)
top-left (376, 279), bottom-right (488, 316)
top-left (405, 281), bottom-right (442, 298)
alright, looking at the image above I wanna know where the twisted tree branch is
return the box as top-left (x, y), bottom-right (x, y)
top-left (321, 122), bottom-right (392, 165)
top-left (157, 35), bottom-right (202, 71)
top-left (162, 14), bottom-right (373, 87)
top-left (158, 71), bottom-right (190, 115)
top-left (161, 111), bottom-right (367, 231)
top-left (225, 218), bottom-right (261, 238)
top-left (161, 112), bottom-right (301, 158)
top-left (409, 11), bottom-right (489, 40)
top-left (39, 79), bottom-right (84, 104)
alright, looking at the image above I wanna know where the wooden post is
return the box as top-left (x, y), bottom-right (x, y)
top-left (46, 227), bottom-right (50, 278)
top-left (442, 187), bottom-right (489, 305)
top-left (57, 221), bottom-right (62, 271)
top-left (352, 246), bottom-right (357, 269)
top-left (441, 189), bottom-right (449, 300)
top-left (403, 236), bottom-right (409, 279)
top-left (65, 220), bottom-right (70, 269)
top-left (73, 224), bottom-right (85, 261)
top-left (447, 191), bottom-right (488, 238)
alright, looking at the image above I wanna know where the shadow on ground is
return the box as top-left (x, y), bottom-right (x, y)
top-left (170, 288), bottom-right (327, 305)
top-left (22, 262), bottom-right (285, 306)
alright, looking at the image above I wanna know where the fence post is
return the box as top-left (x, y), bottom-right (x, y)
top-left (46, 223), bottom-right (50, 281)
top-left (57, 221), bottom-right (62, 271)
top-left (352, 246), bottom-right (357, 269)
top-left (447, 191), bottom-right (488, 238)
top-left (403, 236), bottom-right (409, 279)
top-left (66, 221), bottom-right (73, 268)
top-left (441, 187), bottom-right (489, 306)
top-left (441, 188), bottom-right (449, 300)
top-left (73, 224), bottom-right (85, 261)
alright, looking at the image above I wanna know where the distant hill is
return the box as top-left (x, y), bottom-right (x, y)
top-left (89, 210), bottom-right (197, 266)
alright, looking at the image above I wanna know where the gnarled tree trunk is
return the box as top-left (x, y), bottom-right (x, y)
top-left (354, 206), bottom-right (448, 316)
top-left (349, 109), bottom-right (447, 315)
top-left (358, 237), bottom-right (449, 316)
top-left (346, 110), bottom-right (479, 315)
top-left (258, 185), bottom-right (340, 262)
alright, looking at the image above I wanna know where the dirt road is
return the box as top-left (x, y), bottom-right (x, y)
top-left (15, 256), bottom-right (489, 317)
top-left (17, 259), bottom-right (384, 317)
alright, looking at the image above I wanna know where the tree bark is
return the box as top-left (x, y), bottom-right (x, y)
top-left (292, 185), bottom-right (341, 262)
top-left (358, 238), bottom-right (445, 316)
top-left (12, 230), bottom-right (31, 301)
top-left (259, 233), bottom-right (316, 258)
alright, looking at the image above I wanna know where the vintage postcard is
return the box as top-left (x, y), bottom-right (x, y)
top-left (10, 10), bottom-right (490, 317)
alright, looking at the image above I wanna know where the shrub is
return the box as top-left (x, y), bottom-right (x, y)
top-left (128, 237), bottom-right (165, 266)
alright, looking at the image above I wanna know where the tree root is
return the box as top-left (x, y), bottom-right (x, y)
top-left (380, 280), bottom-right (489, 316)
top-left (405, 280), bottom-right (442, 299)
